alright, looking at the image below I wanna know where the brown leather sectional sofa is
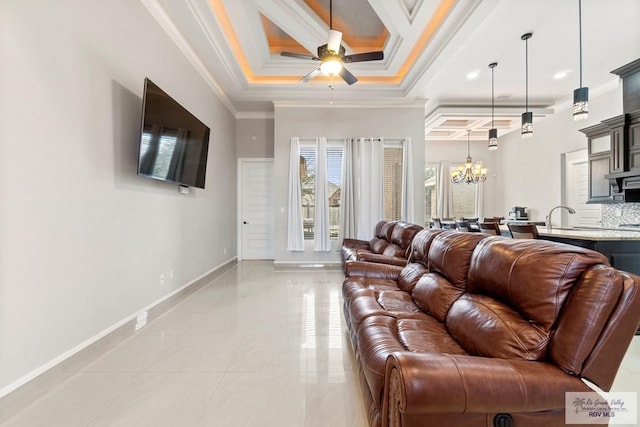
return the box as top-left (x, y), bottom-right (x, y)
top-left (341, 220), bottom-right (423, 271)
top-left (342, 228), bottom-right (640, 427)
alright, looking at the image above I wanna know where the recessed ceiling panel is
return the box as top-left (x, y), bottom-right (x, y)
top-left (303, 0), bottom-right (388, 52)
top-left (260, 14), bottom-right (307, 54)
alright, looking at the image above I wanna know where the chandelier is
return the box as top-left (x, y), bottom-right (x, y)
top-left (451, 130), bottom-right (488, 184)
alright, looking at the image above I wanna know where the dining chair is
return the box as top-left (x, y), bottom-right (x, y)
top-left (507, 223), bottom-right (539, 239)
top-left (478, 222), bottom-right (501, 236)
top-left (432, 218), bottom-right (442, 229)
top-left (456, 220), bottom-right (472, 232)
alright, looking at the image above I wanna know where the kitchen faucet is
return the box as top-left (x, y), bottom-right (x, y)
top-left (546, 205), bottom-right (576, 231)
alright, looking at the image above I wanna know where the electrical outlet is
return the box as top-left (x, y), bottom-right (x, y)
top-left (224, 248), bottom-right (227, 255)
top-left (160, 273), bottom-right (165, 284)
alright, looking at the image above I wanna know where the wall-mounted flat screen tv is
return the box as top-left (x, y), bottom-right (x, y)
top-left (137, 78), bottom-right (210, 189)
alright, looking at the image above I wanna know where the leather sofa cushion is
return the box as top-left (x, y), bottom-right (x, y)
top-left (381, 243), bottom-right (405, 258)
top-left (381, 221), bottom-right (397, 241)
top-left (391, 222), bottom-right (423, 251)
top-left (369, 237), bottom-right (390, 254)
top-left (396, 263), bottom-right (429, 293)
top-left (428, 232), bottom-right (487, 289)
top-left (446, 294), bottom-right (550, 360)
top-left (549, 264), bottom-right (623, 376)
top-left (412, 273), bottom-right (464, 323)
top-left (357, 315), bottom-right (467, 411)
top-left (407, 229), bottom-right (445, 264)
top-left (467, 237), bottom-right (608, 330)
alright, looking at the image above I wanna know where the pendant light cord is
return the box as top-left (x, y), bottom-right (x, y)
top-left (491, 66), bottom-right (495, 128)
top-left (329, 0), bottom-right (333, 30)
top-left (578, 0), bottom-right (583, 88)
top-left (525, 37), bottom-right (529, 113)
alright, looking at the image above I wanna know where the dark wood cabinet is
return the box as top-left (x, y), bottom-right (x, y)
top-left (539, 235), bottom-right (640, 276)
top-left (582, 123), bottom-right (613, 203)
top-left (629, 114), bottom-right (640, 171)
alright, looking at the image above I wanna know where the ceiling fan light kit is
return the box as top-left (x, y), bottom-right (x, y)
top-left (488, 62), bottom-right (498, 151)
top-left (279, 0), bottom-right (384, 85)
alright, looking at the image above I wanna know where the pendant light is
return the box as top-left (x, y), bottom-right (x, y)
top-left (488, 62), bottom-right (498, 151)
top-left (451, 130), bottom-right (488, 184)
top-left (573, 0), bottom-right (589, 121)
top-left (521, 33), bottom-right (533, 139)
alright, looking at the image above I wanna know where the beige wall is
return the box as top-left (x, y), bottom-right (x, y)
top-left (0, 0), bottom-right (237, 395)
top-left (236, 118), bottom-right (274, 158)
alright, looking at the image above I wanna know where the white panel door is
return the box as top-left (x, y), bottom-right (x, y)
top-left (239, 159), bottom-right (274, 260)
top-left (565, 150), bottom-right (602, 227)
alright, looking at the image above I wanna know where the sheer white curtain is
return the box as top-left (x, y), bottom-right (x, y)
top-left (287, 137), bottom-right (304, 251)
top-left (475, 181), bottom-right (485, 220)
top-left (401, 137), bottom-right (414, 223)
top-left (356, 137), bottom-right (384, 240)
top-left (437, 161), bottom-right (452, 218)
top-left (339, 138), bottom-right (357, 242)
top-left (313, 137), bottom-right (331, 252)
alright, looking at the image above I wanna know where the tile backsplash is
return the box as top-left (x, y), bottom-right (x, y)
top-left (602, 203), bottom-right (640, 227)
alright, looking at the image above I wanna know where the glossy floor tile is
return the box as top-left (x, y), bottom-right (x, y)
top-left (1, 261), bottom-right (638, 426)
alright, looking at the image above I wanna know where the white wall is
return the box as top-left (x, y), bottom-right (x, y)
top-left (273, 104), bottom-right (425, 263)
top-left (236, 118), bottom-right (274, 158)
top-left (0, 0), bottom-right (236, 394)
top-left (495, 87), bottom-right (624, 221)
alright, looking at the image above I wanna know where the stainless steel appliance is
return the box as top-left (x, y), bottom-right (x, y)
top-left (508, 206), bottom-right (529, 220)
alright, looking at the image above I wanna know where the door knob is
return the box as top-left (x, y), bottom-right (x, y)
top-left (243, 221), bottom-right (248, 224)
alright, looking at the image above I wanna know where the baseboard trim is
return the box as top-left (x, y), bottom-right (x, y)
top-left (272, 261), bottom-right (341, 270)
top-left (0, 258), bottom-right (237, 419)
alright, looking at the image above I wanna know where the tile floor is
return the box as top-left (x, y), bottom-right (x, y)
top-left (1, 261), bottom-right (639, 426)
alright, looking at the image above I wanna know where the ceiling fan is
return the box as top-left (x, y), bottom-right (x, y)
top-left (280, 0), bottom-right (384, 85)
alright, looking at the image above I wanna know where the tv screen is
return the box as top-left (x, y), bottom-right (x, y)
top-left (137, 78), bottom-right (210, 189)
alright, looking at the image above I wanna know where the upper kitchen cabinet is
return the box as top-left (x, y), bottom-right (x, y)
top-left (582, 58), bottom-right (640, 203)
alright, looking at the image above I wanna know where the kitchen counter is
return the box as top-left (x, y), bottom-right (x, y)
top-left (498, 225), bottom-right (640, 275)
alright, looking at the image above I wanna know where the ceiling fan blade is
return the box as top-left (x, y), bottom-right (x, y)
top-left (344, 51), bottom-right (384, 63)
top-left (281, 52), bottom-right (319, 61)
top-left (327, 29), bottom-right (342, 53)
top-left (301, 68), bottom-right (322, 83)
top-left (339, 67), bottom-right (358, 85)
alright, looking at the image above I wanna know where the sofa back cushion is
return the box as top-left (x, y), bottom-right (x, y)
top-left (369, 237), bottom-right (390, 254)
top-left (381, 221), bottom-right (397, 241)
top-left (407, 229), bottom-right (445, 264)
top-left (549, 264), bottom-right (623, 375)
top-left (382, 243), bottom-right (405, 258)
top-left (467, 238), bottom-right (608, 330)
top-left (447, 237), bottom-right (609, 361)
top-left (397, 263), bottom-right (430, 293)
top-left (391, 222), bottom-right (423, 252)
top-left (412, 273), bottom-right (464, 322)
top-left (374, 220), bottom-right (388, 238)
top-left (428, 231), bottom-right (487, 288)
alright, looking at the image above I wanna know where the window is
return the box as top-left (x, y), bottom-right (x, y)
top-left (299, 141), bottom-right (344, 240)
top-left (424, 163), bottom-right (439, 223)
top-left (383, 143), bottom-right (403, 220)
top-left (450, 163), bottom-right (477, 218)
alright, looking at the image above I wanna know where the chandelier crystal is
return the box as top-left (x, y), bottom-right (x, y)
top-left (452, 130), bottom-right (488, 184)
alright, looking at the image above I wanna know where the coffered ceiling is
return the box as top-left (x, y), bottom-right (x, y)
top-left (144, 0), bottom-right (640, 140)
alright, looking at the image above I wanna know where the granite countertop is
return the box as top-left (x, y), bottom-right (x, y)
top-left (498, 225), bottom-right (640, 241)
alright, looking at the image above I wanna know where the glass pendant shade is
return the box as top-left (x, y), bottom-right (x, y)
top-left (320, 56), bottom-right (342, 75)
top-left (521, 112), bottom-right (533, 139)
top-left (488, 128), bottom-right (498, 151)
top-left (573, 87), bottom-right (589, 121)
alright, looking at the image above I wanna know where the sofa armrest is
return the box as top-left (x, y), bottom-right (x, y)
top-left (345, 260), bottom-right (403, 279)
top-left (342, 238), bottom-right (370, 250)
top-left (357, 252), bottom-right (407, 266)
top-left (383, 353), bottom-right (593, 417)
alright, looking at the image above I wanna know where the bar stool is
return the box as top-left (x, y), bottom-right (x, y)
top-left (478, 222), bottom-right (501, 236)
top-left (507, 223), bottom-right (539, 239)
